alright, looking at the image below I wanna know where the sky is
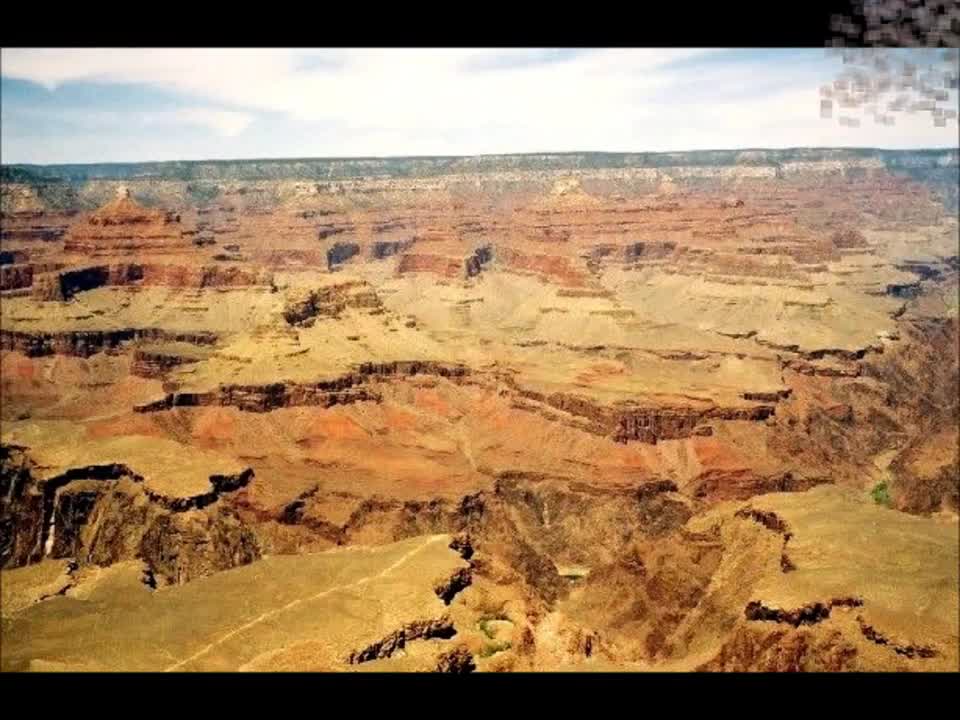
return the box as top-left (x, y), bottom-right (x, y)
top-left (1, 48), bottom-right (958, 165)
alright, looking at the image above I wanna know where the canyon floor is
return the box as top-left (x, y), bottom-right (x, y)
top-left (1, 150), bottom-right (958, 672)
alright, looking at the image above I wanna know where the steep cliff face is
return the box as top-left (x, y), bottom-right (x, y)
top-left (889, 431), bottom-right (959, 515)
top-left (0, 264), bottom-right (34, 291)
top-left (138, 263), bottom-right (273, 288)
top-left (136, 384), bottom-right (379, 414)
top-left (1, 328), bottom-right (218, 358)
top-left (283, 281), bottom-right (381, 326)
top-left (135, 361), bottom-right (469, 413)
top-left (138, 505), bottom-right (260, 585)
top-left (0, 446), bottom-right (44, 568)
top-left (507, 380), bottom-right (777, 445)
top-left (29, 263), bottom-right (272, 300)
top-left (585, 241), bottom-right (677, 267)
top-left (0, 205), bottom-right (72, 243)
top-left (464, 245), bottom-right (493, 278)
top-left (371, 239), bottom-right (414, 259)
top-left (257, 475), bottom-right (662, 606)
top-left (495, 246), bottom-right (587, 287)
top-left (396, 254), bottom-right (464, 278)
top-left (0, 443), bottom-right (259, 585)
top-left (612, 405), bottom-right (774, 444)
top-left (130, 345), bottom-right (208, 379)
top-left (326, 241), bottom-right (360, 269)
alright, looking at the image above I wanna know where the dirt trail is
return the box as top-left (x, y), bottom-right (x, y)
top-left (163, 535), bottom-right (447, 671)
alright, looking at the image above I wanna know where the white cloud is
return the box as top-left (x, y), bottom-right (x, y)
top-left (0, 48), bottom-right (705, 127)
top-left (1, 48), bottom-right (956, 162)
top-left (147, 108), bottom-right (253, 137)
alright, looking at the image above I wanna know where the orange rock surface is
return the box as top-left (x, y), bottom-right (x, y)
top-left (2, 151), bottom-right (958, 672)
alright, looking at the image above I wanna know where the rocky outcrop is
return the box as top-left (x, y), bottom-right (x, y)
top-left (831, 228), bottom-right (868, 249)
top-left (0, 264), bottom-right (33, 291)
top-left (896, 261), bottom-right (945, 281)
top-left (355, 360), bottom-right (469, 379)
top-left (136, 384), bottom-right (378, 414)
top-left (584, 241), bottom-right (677, 266)
top-left (396, 253), bottom-right (464, 278)
top-left (318, 224), bottom-right (348, 240)
top-left (138, 263), bottom-right (273, 288)
top-left (256, 249), bottom-right (328, 267)
top-left (0, 208), bottom-right (71, 243)
top-left (506, 379), bottom-right (776, 444)
top-left (146, 469), bottom-right (254, 512)
top-left (139, 505), bottom-right (260, 585)
top-left (435, 646), bottom-right (477, 673)
top-left (371, 239), bottom-right (414, 259)
top-left (885, 282), bottom-right (922, 299)
top-left (283, 281), bottom-right (381, 326)
top-left (698, 626), bottom-right (861, 672)
top-left (0, 446), bottom-right (44, 568)
top-left (756, 339), bottom-right (878, 362)
top-left (888, 430), bottom-right (959, 515)
top-left (785, 358), bottom-right (861, 377)
top-left (0, 444), bottom-right (258, 585)
top-left (327, 241), bottom-right (360, 269)
top-left (495, 246), bottom-right (586, 287)
top-left (492, 472), bottom-right (693, 564)
top-left (0, 250), bottom-right (27, 265)
top-left (63, 188), bottom-right (188, 254)
top-left (130, 346), bottom-right (205, 379)
top-left (735, 507), bottom-right (798, 571)
top-left (434, 567), bottom-right (473, 605)
top-left (1, 328), bottom-right (218, 358)
top-left (464, 245), bottom-right (493, 278)
top-left (689, 470), bottom-right (828, 503)
top-left (744, 597), bottom-right (863, 627)
top-left (32, 265), bottom-right (117, 301)
top-left (51, 478), bottom-right (259, 586)
top-left (543, 526), bottom-right (725, 663)
top-left (30, 262), bottom-right (272, 301)
top-left (613, 405), bottom-right (774, 443)
top-left (263, 472), bottom-right (694, 613)
top-left (856, 616), bottom-right (937, 659)
top-left (823, 403), bottom-right (854, 423)
top-left (135, 361), bottom-right (469, 413)
top-left (348, 617), bottom-right (457, 663)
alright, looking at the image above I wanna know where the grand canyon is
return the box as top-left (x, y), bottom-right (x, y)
top-left (1, 149), bottom-right (957, 672)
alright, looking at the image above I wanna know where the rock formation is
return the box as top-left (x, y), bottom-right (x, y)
top-left (63, 187), bottom-right (188, 255)
top-left (1, 148), bottom-right (957, 673)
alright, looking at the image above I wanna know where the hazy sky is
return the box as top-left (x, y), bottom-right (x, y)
top-left (1, 48), bottom-right (958, 165)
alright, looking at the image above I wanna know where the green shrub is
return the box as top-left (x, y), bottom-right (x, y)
top-left (479, 641), bottom-right (511, 659)
top-left (478, 619), bottom-right (495, 639)
top-left (871, 481), bottom-right (893, 507)
top-left (477, 614), bottom-right (510, 640)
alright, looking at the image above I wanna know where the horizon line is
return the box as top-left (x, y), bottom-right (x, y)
top-left (4, 145), bottom-right (959, 169)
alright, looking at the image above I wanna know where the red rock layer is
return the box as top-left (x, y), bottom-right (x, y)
top-left (63, 193), bottom-right (189, 255)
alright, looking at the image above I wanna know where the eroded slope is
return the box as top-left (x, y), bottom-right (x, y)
top-left (1, 150), bottom-right (957, 672)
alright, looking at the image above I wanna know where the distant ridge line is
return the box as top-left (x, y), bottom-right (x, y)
top-left (4, 146), bottom-right (959, 167)
top-left (2, 147), bottom-right (957, 184)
